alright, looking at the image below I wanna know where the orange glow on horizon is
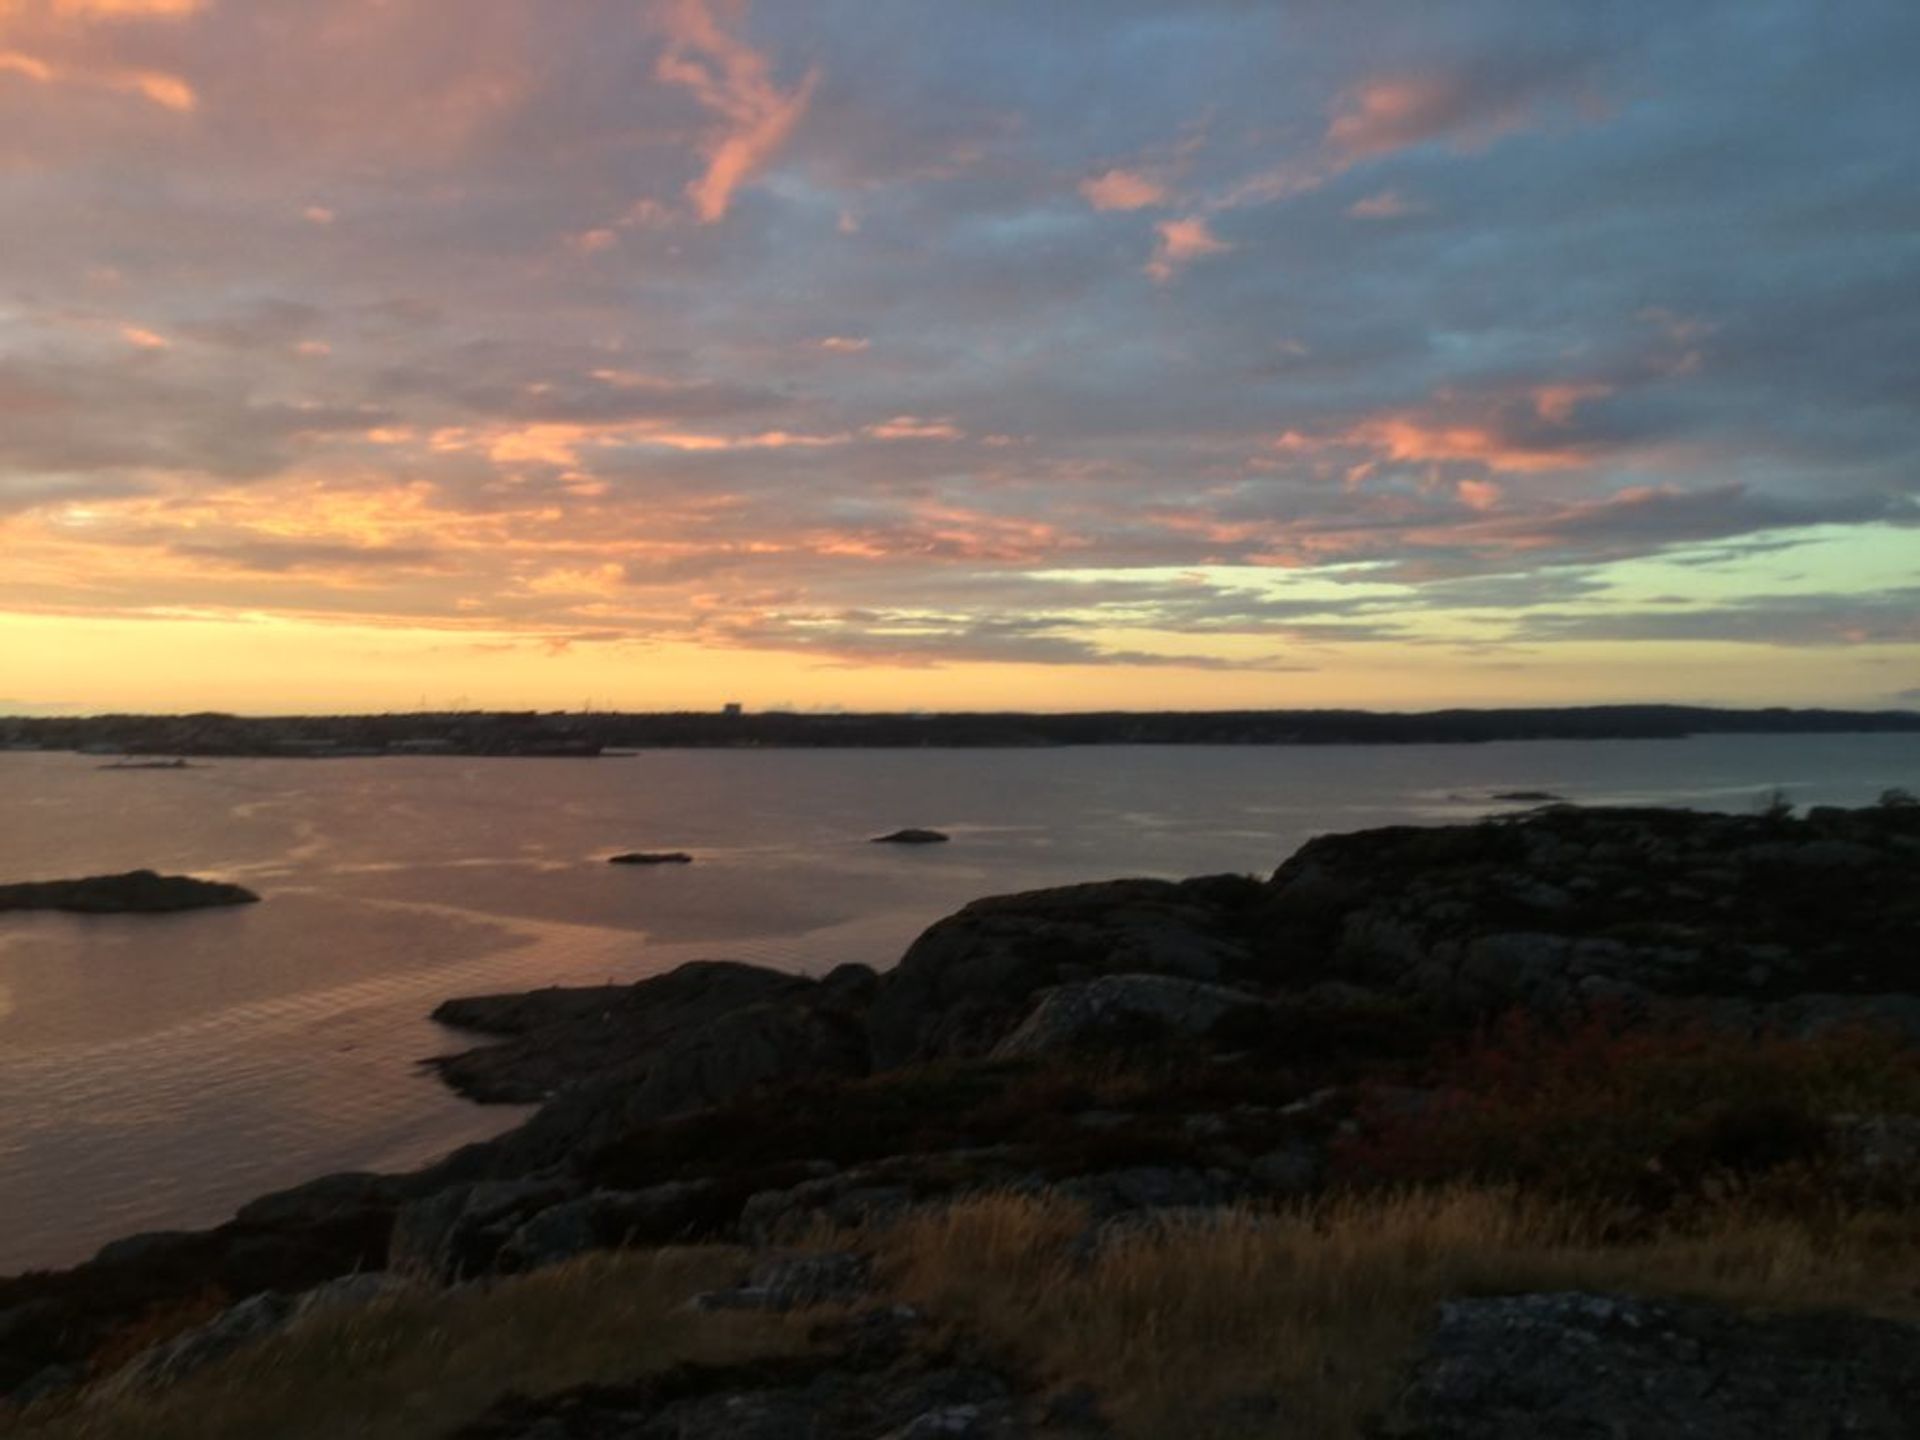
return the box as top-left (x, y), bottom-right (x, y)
top-left (10, 607), bottom-right (1910, 717)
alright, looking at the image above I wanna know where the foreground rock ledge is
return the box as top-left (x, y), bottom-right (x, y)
top-left (0, 870), bottom-right (260, 914)
top-left (1387, 1292), bottom-right (1920, 1437)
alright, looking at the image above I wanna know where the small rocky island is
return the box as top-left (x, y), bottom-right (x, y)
top-left (607, 851), bottom-right (693, 866)
top-left (871, 828), bottom-right (949, 845)
top-left (0, 870), bottom-right (259, 915)
top-left (6, 800), bottom-right (1920, 1437)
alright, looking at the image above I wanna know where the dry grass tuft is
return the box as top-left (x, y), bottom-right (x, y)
top-left (874, 1187), bottom-right (1920, 1439)
top-left (12, 1191), bottom-right (1918, 1440)
top-left (7, 1247), bottom-right (808, 1440)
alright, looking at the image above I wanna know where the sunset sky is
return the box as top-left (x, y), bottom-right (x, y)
top-left (2, 0), bottom-right (1916, 714)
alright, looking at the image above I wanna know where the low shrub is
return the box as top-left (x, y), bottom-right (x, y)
top-left (1333, 1009), bottom-right (1920, 1208)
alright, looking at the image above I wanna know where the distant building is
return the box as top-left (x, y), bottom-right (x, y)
top-left (722, 702), bottom-right (743, 718)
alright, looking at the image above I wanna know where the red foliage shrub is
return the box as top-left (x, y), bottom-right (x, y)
top-left (85, 1283), bottom-right (233, 1378)
top-left (1331, 1009), bottom-right (1920, 1204)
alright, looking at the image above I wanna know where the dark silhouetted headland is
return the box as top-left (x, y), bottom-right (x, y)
top-left (4, 703), bottom-right (1918, 758)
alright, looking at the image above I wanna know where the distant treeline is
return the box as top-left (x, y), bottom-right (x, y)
top-left (4, 704), bottom-right (1919, 757)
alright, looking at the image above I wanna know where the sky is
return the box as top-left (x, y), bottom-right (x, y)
top-left (1, 0), bottom-right (1917, 715)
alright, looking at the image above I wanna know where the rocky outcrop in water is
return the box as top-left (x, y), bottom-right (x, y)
top-left (0, 870), bottom-right (259, 914)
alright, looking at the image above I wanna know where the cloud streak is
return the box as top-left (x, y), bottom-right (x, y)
top-left (654, 0), bottom-right (818, 222)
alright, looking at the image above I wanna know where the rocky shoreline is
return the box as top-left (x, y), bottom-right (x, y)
top-left (6, 799), bottom-right (1919, 1435)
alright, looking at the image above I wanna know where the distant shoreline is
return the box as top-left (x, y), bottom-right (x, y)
top-left (3, 704), bottom-right (1919, 759)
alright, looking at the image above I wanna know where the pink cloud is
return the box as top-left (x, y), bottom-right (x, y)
top-left (1328, 73), bottom-right (1529, 158)
top-left (654, 0), bottom-right (818, 223)
top-left (45, 0), bottom-right (207, 15)
top-left (1456, 478), bottom-right (1503, 511)
top-left (1532, 383), bottom-right (1611, 425)
top-left (1145, 216), bottom-right (1230, 282)
top-left (1, 0), bottom-right (204, 111)
top-left (865, 416), bottom-right (962, 441)
top-left (0, 50), bottom-right (55, 82)
top-left (1345, 411), bottom-right (1589, 475)
top-left (1213, 160), bottom-right (1329, 211)
top-left (1348, 189), bottom-right (1421, 219)
top-left (1079, 167), bottom-right (1166, 211)
top-left (568, 227), bottom-right (619, 255)
top-left (0, 42), bottom-right (194, 110)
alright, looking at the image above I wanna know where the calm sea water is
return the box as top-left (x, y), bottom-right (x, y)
top-left (2, 735), bottom-right (1916, 1273)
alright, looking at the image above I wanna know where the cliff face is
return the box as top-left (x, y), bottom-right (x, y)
top-left (5, 801), bottom-right (1918, 1431)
